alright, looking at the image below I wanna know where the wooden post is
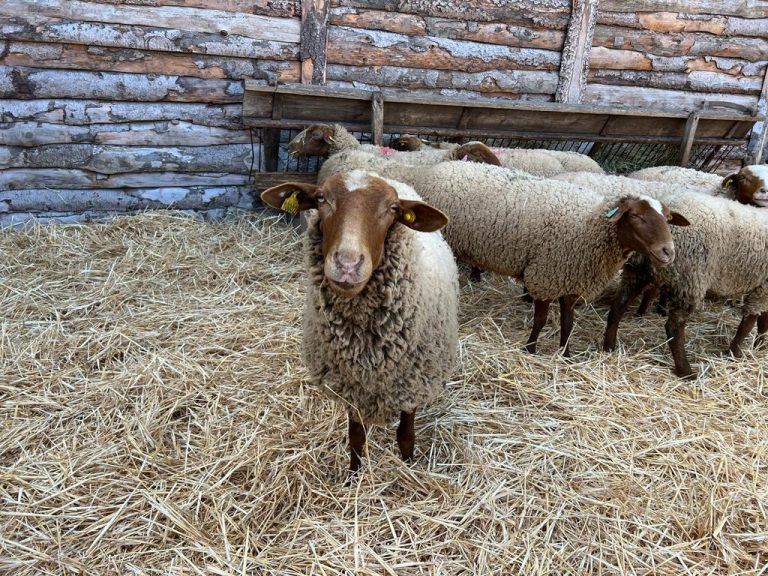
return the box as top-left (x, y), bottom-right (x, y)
top-left (678, 111), bottom-right (700, 167)
top-left (555, 0), bottom-right (599, 104)
top-left (371, 92), bottom-right (384, 146)
top-left (260, 94), bottom-right (283, 172)
top-left (300, 0), bottom-right (329, 85)
top-left (746, 69), bottom-right (768, 165)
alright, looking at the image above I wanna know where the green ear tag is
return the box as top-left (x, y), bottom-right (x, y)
top-left (606, 206), bottom-right (619, 218)
top-left (281, 191), bottom-right (300, 215)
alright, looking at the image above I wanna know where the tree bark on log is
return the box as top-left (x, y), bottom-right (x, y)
top-left (1, 16), bottom-right (300, 60)
top-left (555, 0), bottom-right (598, 103)
top-left (0, 66), bottom-right (244, 102)
top-left (326, 26), bottom-right (561, 72)
top-left (0, 169), bottom-right (250, 190)
top-left (0, 144), bottom-right (256, 174)
top-left (82, 0), bottom-right (299, 19)
top-left (589, 69), bottom-right (764, 94)
top-left (598, 0), bottom-right (768, 18)
top-left (300, 0), bottom-right (329, 84)
top-left (0, 121), bottom-right (252, 147)
top-left (0, 0), bottom-right (301, 43)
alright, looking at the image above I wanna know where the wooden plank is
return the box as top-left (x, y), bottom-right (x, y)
top-left (300, 0), bottom-right (329, 84)
top-left (0, 121), bottom-right (251, 147)
top-left (0, 0), bottom-right (301, 42)
top-left (590, 47), bottom-right (768, 76)
top-left (597, 11), bottom-right (768, 39)
top-left (555, 0), bottom-right (599, 104)
top-left (0, 66), bottom-right (243, 103)
top-left (598, 1), bottom-right (768, 18)
top-left (592, 25), bottom-right (768, 62)
top-left (83, 0), bottom-right (299, 18)
top-left (371, 92), bottom-right (384, 146)
top-left (1, 15), bottom-right (300, 61)
top-left (325, 64), bottom-right (558, 95)
top-left (584, 84), bottom-right (759, 113)
top-left (0, 41), bottom-right (300, 82)
top-left (326, 26), bottom-right (561, 73)
top-left (253, 172), bottom-right (317, 191)
top-left (244, 81), bottom-right (762, 121)
top-left (0, 144), bottom-right (256, 174)
top-left (588, 69), bottom-right (764, 95)
top-left (0, 169), bottom-right (249, 190)
top-left (678, 112), bottom-right (701, 166)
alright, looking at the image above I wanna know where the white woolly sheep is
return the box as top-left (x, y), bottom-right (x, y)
top-left (288, 124), bottom-right (500, 166)
top-left (261, 170), bottom-right (459, 476)
top-left (603, 190), bottom-right (768, 378)
top-left (318, 153), bottom-right (687, 355)
top-left (628, 166), bottom-right (724, 192)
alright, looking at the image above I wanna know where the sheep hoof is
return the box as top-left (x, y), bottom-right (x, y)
top-left (523, 342), bottom-right (537, 354)
top-left (675, 368), bottom-right (697, 380)
top-left (728, 346), bottom-right (743, 359)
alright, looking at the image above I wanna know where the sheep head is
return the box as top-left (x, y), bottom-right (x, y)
top-left (390, 135), bottom-right (424, 151)
top-left (608, 195), bottom-right (690, 267)
top-left (723, 165), bottom-right (768, 207)
top-left (288, 124), bottom-right (335, 158)
top-left (261, 170), bottom-right (448, 297)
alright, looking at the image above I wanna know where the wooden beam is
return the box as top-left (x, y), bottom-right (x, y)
top-left (253, 172), bottom-right (317, 192)
top-left (555, 0), bottom-right (599, 104)
top-left (678, 112), bottom-right (701, 166)
top-left (300, 0), bottom-right (329, 84)
top-left (371, 92), bottom-right (384, 146)
top-left (746, 68), bottom-right (768, 165)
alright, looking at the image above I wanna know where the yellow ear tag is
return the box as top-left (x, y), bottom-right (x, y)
top-left (280, 191), bottom-right (300, 215)
top-left (723, 176), bottom-right (733, 188)
top-left (402, 209), bottom-right (416, 224)
top-left (667, 213), bottom-right (673, 222)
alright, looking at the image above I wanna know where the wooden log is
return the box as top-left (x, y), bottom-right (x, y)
top-left (590, 48), bottom-right (767, 77)
top-left (746, 69), bottom-right (768, 164)
top-left (0, 41), bottom-right (299, 82)
top-left (0, 144), bottom-right (256, 174)
top-left (0, 186), bottom-right (251, 212)
top-left (584, 84), bottom-right (759, 112)
top-left (0, 121), bottom-right (252, 147)
top-left (597, 12), bottom-right (768, 39)
top-left (1, 100), bottom-right (245, 129)
top-left (588, 69), bottom-right (764, 94)
top-left (589, 47), bottom-right (653, 70)
top-left (300, 0), bottom-right (329, 84)
top-left (555, 0), bottom-right (598, 103)
top-left (331, 0), bottom-right (572, 29)
top-left (326, 26), bottom-right (561, 72)
top-left (83, 0), bottom-right (298, 18)
top-left (678, 112), bottom-right (700, 166)
top-left (328, 8), bottom-right (566, 49)
top-left (325, 64), bottom-right (558, 94)
top-left (1, 16), bottom-right (299, 61)
top-left (593, 25), bottom-right (768, 61)
top-left (371, 92), bottom-right (383, 145)
top-left (253, 172), bottom-right (316, 191)
top-left (0, 66), bottom-right (243, 102)
top-left (322, 80), bottom-right (554, 103)
top-left (0, 169), bottom-right (250, 190)
top-left (598, 1), bottom-right (768, 18)
top-left (0, 0), bottom-right (301, 43)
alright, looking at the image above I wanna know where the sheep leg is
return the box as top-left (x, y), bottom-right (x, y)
top-left (755, 313), bottom-right (768, 349)
top-left (559, 294), bottom-right (578, 357)
top-left (635, 285), bottom-right (658, 316)
top-left (469, 266), bottom-right (483, 283)
top-left (665, 312), bottom-right (695, 379)
top-left (397, 410), bottom-right (416, 462)
top-left (603, 277), bottom-right (650, 352)
top-left (524, 299), bottom-right (551, 354)
top-left (348, 417), bottom-right (366, 474)
top-left (655, 289), bottom-right (669, 317)
top-left (729, 313), bottom-right (758, 358)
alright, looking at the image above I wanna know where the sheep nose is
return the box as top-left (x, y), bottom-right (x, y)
top-left (658, 245), bottom-right (674, 265)
top-left (334, 251), bottom-right (364, 273)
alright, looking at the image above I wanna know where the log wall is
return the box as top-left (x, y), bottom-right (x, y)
top-left (1, 0), bottom-right (766, 224)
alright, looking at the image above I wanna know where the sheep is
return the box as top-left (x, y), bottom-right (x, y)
top-left (628, 165), bottom-right (724, 192)
top-left (260, 170), bottom-right (459, 476)
top-left (602, 190), bottom-right (768, 378)
top-left (288, 123), bottom-right (500, 166)
top-left (318, 153), bottom-right (687, 355)
top-left (390, 135), bottom-right (455, 151)
top-left (389, 136), bottom-right (605, 176)
top-left (722, 164), bottom-right (768, 207)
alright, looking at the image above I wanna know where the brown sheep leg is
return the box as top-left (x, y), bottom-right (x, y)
top-left (469, 266), bottom-right (484, 283)
top-left (604, 277), bottom-right (650, 352)
top-left (559, 294), bottom-right (578, 357)
top-left (524, 299), bottom-right (551, 354)
top-left (348, 417), bottom-right (366, 474)
top-left (397, 410), bottom-right (416, 462)
top-left (635, 285), bottom-right (658, 316)
top-left (755, 313), bottom-right (768, 349)
top-left (729, 313), bottom-right (758, 358)
top-left (665, 313), bottom-right (695, 379)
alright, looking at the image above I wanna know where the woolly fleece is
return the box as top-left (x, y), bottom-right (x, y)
top-left (493, 148), bottom-right (605, 177)
top-left (301, 174), bottom-right (459, 425)
top-left (628, 166), bottom-right (724, 193)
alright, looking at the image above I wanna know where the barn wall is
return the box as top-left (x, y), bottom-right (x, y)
top-left (0, 0), bottom-right (301, 225)
top-left (1, 0), bottom-right (766, 224)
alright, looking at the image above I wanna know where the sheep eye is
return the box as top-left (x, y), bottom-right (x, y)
top-left (389, 203), bottom-right (399, 213)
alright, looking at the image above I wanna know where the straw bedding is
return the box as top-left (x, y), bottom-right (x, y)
top-left (1, 212), bottom-right (767, 575)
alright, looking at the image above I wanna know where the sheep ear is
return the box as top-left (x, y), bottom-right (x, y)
top-left (722, 173), bottom-right (739, 192)
top-left (398, 200), bottom-right (448, 232)
top-left (311, 125), bottom-right (335, 144)
top-left (605, 203), bottom-right (629, 222)
top-left (261, 182), bottom-right (320, 214)
top-left (668, 212), bottom-right (690, 226)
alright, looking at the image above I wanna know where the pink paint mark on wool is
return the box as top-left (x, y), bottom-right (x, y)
top-left (379, 147), bottom-right (397, 156)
